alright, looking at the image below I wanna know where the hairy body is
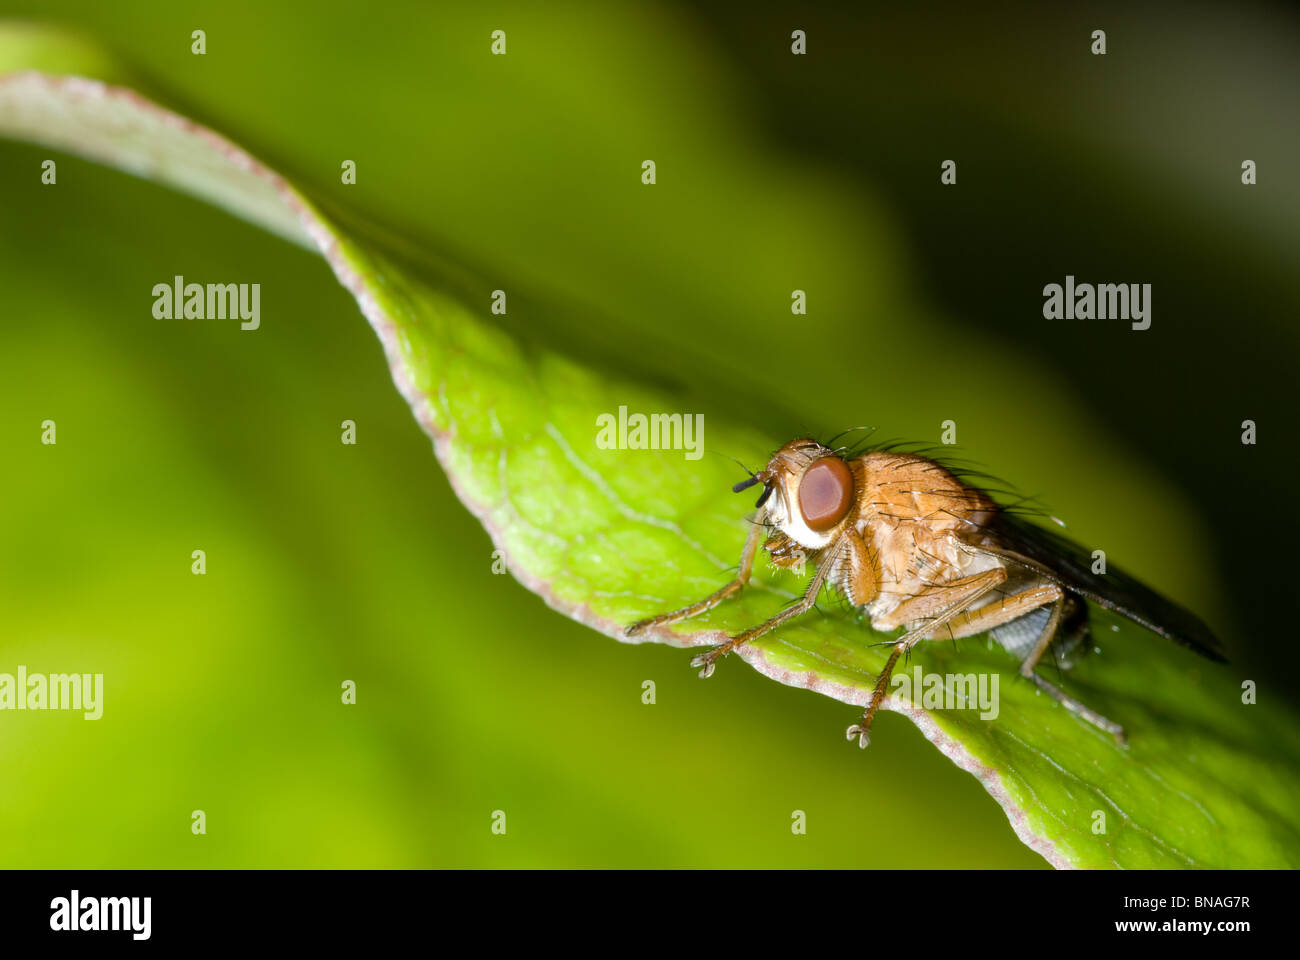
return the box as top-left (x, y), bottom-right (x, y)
top-left (628, 438), bottom-right (1225, 747)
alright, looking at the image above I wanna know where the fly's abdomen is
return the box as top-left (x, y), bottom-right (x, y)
top-left (989, 596), bottom-right (1092, 668)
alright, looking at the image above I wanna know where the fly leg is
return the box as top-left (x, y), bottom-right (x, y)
top-left (1018, 596), bottom-right (1126, 742)
top-left (926, 580), bottom-right (1126, 742)
top-left (846, 567), bottom-right (1007, 748)
top-left (626, 515), bottom-right (765, 637)
top-left (687, 545), bottom-right (837, 678)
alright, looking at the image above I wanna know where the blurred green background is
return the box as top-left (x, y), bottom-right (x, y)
top-left (1, 0), bottom-right (1296, 867)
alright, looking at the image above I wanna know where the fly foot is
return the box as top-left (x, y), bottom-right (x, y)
top-left (689, 643), bottom-right (735, 678)
top-left (845, 722), bottom-right (873, 749)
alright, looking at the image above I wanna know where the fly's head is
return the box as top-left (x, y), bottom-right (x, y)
top-left (733, 439), bottom-right (856, 550)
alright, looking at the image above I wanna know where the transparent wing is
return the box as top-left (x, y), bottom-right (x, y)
top-left (958, 512), bottom-right (1227, 662)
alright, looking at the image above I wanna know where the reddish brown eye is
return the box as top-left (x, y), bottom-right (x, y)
top-left (798, 457), bottom-right (853, 532)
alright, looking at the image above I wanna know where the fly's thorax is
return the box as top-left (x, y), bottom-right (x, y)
top-left (854, 451), bottom-right (1002, 625)
top-left (758, 443), bottom-right (995, 560)
top-left (858, 451), bottom-right (995, 526)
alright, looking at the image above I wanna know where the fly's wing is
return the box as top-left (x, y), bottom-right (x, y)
top-left (957, 512), bottom-right (1227, 663)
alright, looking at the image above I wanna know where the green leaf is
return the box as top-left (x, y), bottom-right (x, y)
top-left (3, 30), bottom-right (1297, 869)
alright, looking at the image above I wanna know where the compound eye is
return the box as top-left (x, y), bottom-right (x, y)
top-left (798, 457), bottom-right (853, 532)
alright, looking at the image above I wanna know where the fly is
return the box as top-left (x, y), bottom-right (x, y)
top-left (626, 437), bottom-right (1227, 746)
